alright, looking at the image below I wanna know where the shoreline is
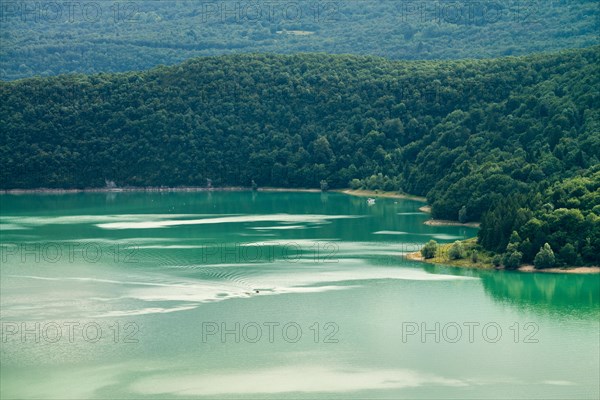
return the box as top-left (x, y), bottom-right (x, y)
top-left (0, 186), bottom-right (324, 195)
top-left (406, 251), bottom-right (600, 274)
top-left (259, 188), bottom-right (321, 193)
top-left (417, 206), bottom-right (480, 227)
top-left (516, 265), bottom-right (600, 274)
top-left (0, 186), bottom-right (428, 202)
top-left (423, 219), bottom-right (481, 228)
top-left (338, 189), bottom-right (427, 202)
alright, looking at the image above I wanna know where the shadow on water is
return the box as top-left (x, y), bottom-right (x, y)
top-left (480, 270), bottom-right (599, 316)
top-left (421, 263), bottom-right (599, 317)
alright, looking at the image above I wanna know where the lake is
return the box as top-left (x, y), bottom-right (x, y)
top-left (1, 191), bottom-right (598, 399)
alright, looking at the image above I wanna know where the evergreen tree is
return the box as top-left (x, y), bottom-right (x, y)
top-left (534, 243), bottom-right (556, 269)
top-left (458, 206), bottom-right (468, 223)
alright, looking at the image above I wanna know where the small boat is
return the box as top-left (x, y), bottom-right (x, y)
top-left (367, 198), bottom-right (376, 205)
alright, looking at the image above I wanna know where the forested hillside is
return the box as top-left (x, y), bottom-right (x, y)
top-left (1, 47), bottom-right (599, 264)
top-left (1, 0), bottom-right (599, 80)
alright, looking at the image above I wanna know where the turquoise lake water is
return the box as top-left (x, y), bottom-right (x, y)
top-left (1, 191), bottom-right (598, 399)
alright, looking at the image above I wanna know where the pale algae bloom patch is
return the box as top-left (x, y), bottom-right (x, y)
top-left (430, 234), bottom-right (465, 240)
top-left (1, 214), bottom-right (219, 226)
top-left (95, 214), bottom-right (363, 229)
top-left (129, 366), bottom-right (467, 396)
top-left (0, 223), bottom-right (30, 230)
top-left (249, 225), bottom-right (308, 230)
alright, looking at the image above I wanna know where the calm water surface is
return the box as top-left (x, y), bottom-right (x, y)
top-left (1, 192), bottom-right (598, 399)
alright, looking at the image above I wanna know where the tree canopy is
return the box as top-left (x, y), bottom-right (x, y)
top-left (1, 0), bottom-right (598, 80)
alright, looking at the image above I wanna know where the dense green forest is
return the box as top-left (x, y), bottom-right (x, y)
top-left (1, 47), bottom-right (599, 265)
top-left (1, 0), bottom-right (599, 80)
top-left (477, 167), bottom-right (600, 267)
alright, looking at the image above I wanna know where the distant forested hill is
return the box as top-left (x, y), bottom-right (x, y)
top-left (1, 0), bottom-right (599, 80)
top-left (1, 47), bottom-right (599, 264)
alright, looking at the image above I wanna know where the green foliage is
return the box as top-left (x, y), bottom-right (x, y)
top-left (503, 251), bottom-right (523, 269)
top-left (2, 48), bottom-right (598, 196)
top-left (492, 255), bottom-right (502, 267)
top-left (502, 231), bottom-right (523, 269)
top-left (458, 206), bottom-right (468, 223)
top-left (478, 195), bottom-right (531, 253)
top-left (350, 179), bottom-right (362, 190)
top-left (480, 168), bottom-right (600, 266)
top-left (534, 243), bottom-right (556, 269)
top-left (2, 1), bottom-right (598, 80)
top-left (421, 240), bottom-right (438, 259)
top-left (448, 241), bottom-right (466, 260)
top-left (558, 243), bottom-right (578, 266)
top-left (519, 238), bottom-right (534, 261)
top-left (509, 231), bottom-right (521, 245)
